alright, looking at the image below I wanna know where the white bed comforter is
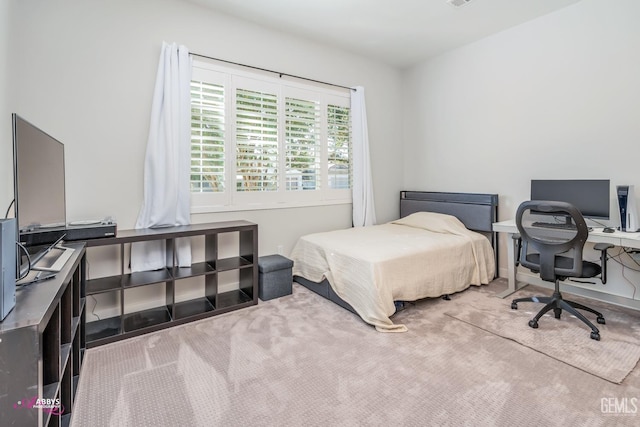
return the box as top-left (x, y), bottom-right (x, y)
top-left (290, 212), bottom-right (495, 332)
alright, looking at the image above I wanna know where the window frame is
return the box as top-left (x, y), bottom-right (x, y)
top-left (190, 60), bottom-right (352, 214)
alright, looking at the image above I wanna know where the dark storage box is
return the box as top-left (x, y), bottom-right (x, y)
top-left (258, 255), bottom-right (294, 301)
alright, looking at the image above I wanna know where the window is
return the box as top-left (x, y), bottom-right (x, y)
top-left (190, 61), bottom-right (352, 212)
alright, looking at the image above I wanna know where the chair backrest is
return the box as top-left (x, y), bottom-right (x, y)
top-left (515, 200), bottom-right (589, 282)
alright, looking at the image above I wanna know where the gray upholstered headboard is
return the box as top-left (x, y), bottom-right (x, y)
top-left (400, 191), bottom-right (498, 232)
top-left (400, 191), bottom-right (499, 272)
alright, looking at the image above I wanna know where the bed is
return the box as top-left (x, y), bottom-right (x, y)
top-left (291, 191), bottom-right (499, 332)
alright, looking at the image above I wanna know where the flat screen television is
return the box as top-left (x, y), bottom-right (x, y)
top-left (12, 114), bottom-right (67, 252)
top-left (530, 179), bottom-right (610, 221)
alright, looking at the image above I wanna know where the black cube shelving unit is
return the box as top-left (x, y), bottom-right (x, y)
top-left (0, 242), bottom-right (86, 427)
top-left (83, 221), bottom-right (258, 347)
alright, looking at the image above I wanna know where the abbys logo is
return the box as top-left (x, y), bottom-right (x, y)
top-left (33, 398), bottom-right (61, 409)
top-left (14, 396), bottom-right (64, 416)
top-left (601, 397), bottom-right (638, 415)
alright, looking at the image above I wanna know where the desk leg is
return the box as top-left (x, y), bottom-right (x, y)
top-left (495, 232), bottom-right (527, 298)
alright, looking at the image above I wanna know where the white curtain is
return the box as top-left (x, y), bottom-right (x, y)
top-left (351, 86), bottom-right (377, 227)
top-left (130, 42), bottom-right (192, 272)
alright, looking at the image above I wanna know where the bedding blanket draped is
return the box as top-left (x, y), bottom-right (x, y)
top-left (290, 212), bottom-right (495, 332)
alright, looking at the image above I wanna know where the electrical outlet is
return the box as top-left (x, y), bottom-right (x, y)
top-left (277, 245), bottom-right (283, 254)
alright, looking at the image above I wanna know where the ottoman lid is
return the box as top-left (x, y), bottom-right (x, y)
top-left (258, 254), bottom-right (294, 273)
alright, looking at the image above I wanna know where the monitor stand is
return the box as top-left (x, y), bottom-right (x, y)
top-left (32, 245), bottom-right (75, 272)
top-left (18, 235), bottom-right (74, 284)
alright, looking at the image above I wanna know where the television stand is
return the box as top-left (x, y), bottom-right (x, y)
top-left (1, 242), bottom-right (86, 425)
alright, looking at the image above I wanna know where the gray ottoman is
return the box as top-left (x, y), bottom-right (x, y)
top-left (258, 255), bottom-right (294, 301)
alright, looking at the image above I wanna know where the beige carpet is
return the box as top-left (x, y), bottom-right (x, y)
top-left (71, 280), bottom-right (640, 426)
top-left (445, 285), bottom-right (640, 384)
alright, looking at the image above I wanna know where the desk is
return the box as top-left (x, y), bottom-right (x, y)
top-left (493, 220), bottom-right (640, 305)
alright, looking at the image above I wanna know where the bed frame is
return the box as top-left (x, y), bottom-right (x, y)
top-left (294, 191), bottom-right (499, 314)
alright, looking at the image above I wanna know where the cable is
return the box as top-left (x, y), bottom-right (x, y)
top-left (615, 248), bottom-right (640, 272)
top-left (621, 248), bottom-right (640, 299)
top-left (4, 199), bottom-right (15, 219)
top-left (90, 295), bottom-right (101, 321)
top-left (621, 264), bottom-right (638, 300)
top-left (84, 257), bottom-right (101, 321)
top-left (16, 241), bottom-right (31, 281)
top-left (606, 247), bottom-right (640, 298)
top-left (586, 218), bottom-right (607, 227)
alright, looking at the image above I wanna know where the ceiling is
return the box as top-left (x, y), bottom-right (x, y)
top-left (185, 0), bottom-right (582, 68)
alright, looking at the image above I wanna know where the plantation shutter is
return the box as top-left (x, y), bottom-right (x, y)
top-left (285, 97), bottom-right (321, 191)
top-left (190, 80), bottom-right (225, 192)
top-left (236, 88), bottom-right (279, 192)
top-left (189, 59), bottom-right (353, 211)
top-left (327, 104), bottom-right (352, 189)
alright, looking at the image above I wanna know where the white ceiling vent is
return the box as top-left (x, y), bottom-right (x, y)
top-left (447, 0), bottom-right (474, 7)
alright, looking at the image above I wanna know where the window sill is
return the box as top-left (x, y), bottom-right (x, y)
top-left (191, 198), bottom-right (352, 214)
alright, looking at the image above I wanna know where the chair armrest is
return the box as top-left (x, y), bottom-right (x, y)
top-left (594, 243), bottom-right (614, 284)
top-left (594, 243), bottom-right (614, 251)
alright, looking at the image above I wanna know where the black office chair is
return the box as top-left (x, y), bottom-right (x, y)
top-left (510, 200), bottom-right (612, 340)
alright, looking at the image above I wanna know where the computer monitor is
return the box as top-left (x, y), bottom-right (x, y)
top-left (12, 114), bottom-right (69, 278)
top-left (12, 114), bottom-right (67, 245)
top-left (530, 179), bottom-right (610, 221)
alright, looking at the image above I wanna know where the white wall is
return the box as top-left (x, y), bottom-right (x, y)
top-left (2, 0), bottom-right (404, 251)
top-left (0, 1), bottom-right (10, 210)
top-left (403, 0), bottom-right (640, 283)
top-left (13, 0), bottom-right (639, 311)
top-left (3, 0), bottom-right (403, 319)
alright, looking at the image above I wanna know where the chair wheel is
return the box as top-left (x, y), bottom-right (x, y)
top-left (511, 302), bottom-right (518, 310)
top-left (553, 308), bottom-right (562, 319)
top-left (597, 316), bottom-right (606, 325)
top-left (591, 331), bottom-right (601, 341)
top-left (528, 320), bottom-right (538, 329)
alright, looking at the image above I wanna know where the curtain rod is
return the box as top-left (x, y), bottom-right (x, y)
top-left (190, 52), bottom-right (355, 92)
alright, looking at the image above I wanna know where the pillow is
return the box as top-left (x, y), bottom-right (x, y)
top-left (390, 211), bottom-right (468, 235)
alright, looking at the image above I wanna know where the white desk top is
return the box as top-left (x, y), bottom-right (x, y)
top-left (492, 219), bottom-right (640, 249)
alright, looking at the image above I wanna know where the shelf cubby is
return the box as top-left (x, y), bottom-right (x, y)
top-left (60, 349), bottom-right (73, 420)
top-left (123, 305), bottom-right (172, 332)
top-left (86, 275), bottom-right (121, 295)
top-left (85, 316), bottom-right (122, 343)
top-left (174, 297), bottom-right (215, 320)
top-left (217, 289), bottom-right (253, 310)
top-left (172, 261), bottom-right (215, 279)
top-left (215, 256), bottom-right (253, 271)
top-left (123, 269), bottom-right (173, 288)
top-left (43, 305), bottom-right (61, 388)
